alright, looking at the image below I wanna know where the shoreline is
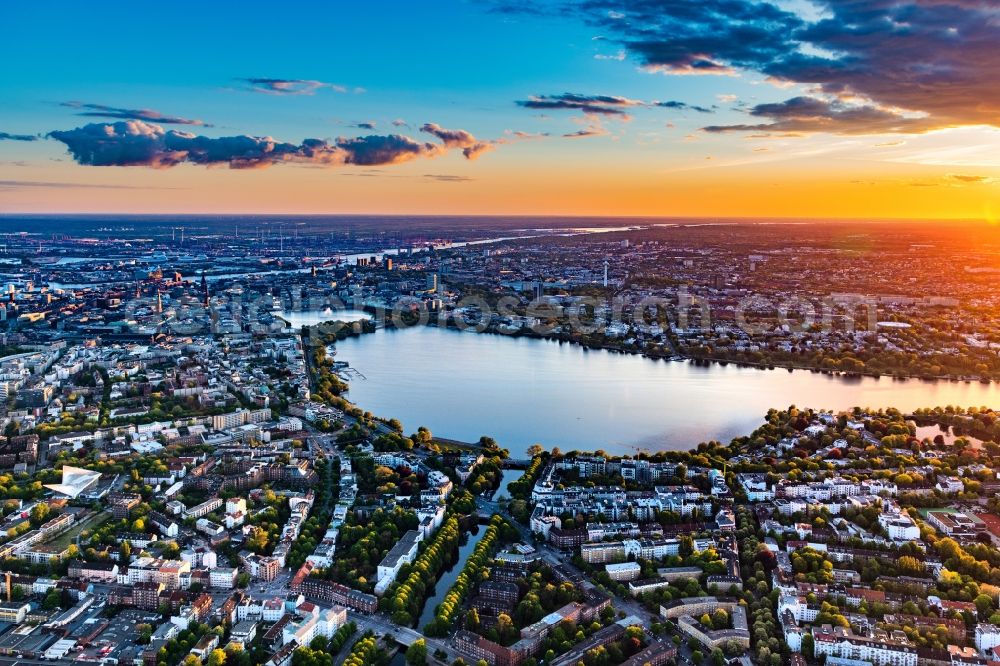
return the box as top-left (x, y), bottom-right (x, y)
top-left (366, 311), bottom-right (998, 385)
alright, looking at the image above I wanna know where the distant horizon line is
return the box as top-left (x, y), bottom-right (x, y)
top-left (0, 212), bottom-right (992, 224)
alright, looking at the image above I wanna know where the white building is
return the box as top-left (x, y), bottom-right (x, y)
top-left (282, 606), bottom-right (348, 647)
top-left (605, 562), bottom-right (641, 582)
top-left (738, 474), bottom-right (774, 502)
top-left (210, 567), bottom-right (238, 589)
top-left (879, 513), bottom-right (920, 542)
top-left (812, 626), bottom-right (917, 666)
top-left (778, 595), bottom-right (820, 624)
top-left (43, 466), bottom-right (101, 498)
top-left (976, 624), bottom-right (1000, 654)
top-left (374, 530), bottom-right (422, 595)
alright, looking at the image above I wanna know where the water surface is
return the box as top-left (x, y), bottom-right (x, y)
top-left (335, 326), bottom-right (1000, 457)
top-left (417, 525), bottom-right (486, 629)
top-left (279, 308), bottom-right (370, 328)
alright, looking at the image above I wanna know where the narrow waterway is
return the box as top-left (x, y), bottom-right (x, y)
top-left (494, 469), bottom-right (516, 501)
top-left (417, 524), bottom-right (487, 630)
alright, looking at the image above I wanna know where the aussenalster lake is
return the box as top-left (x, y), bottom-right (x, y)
top-left (334, 325), bottom-right (1000, 457)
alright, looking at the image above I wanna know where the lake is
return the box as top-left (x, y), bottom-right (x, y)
top-left (333, 326), bottom-right (1000, 457)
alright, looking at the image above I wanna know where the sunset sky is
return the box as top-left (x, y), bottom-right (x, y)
top-left (2, 0), bottom-right (1000, 219)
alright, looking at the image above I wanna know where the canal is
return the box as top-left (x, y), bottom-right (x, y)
top-left (417, 523), bottom-right (489, 630)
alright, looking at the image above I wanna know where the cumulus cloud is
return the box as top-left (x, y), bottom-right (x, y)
top-left (240, 78), bottom-right (348, 95)
top-left (516, 93), bottom-right (643, 116)
top-left (354, 121), bottom-right (377, 130)
top-left (334, 134), bottom-right (443, 166)
top-left (0, 132), bottom-right (38, 141)
top-left (61, 101), bottom-right (208, 126)
top-left (419, 123), bottom-right (494, 159)
top-left (47, 121), bottom-right (494, 169)
top-left (702, 96), bottom-right (938, 135)
top-left (499, 0), bottom-right (1000, 135)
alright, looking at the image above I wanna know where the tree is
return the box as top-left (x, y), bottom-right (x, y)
top-left (897, 555), bottom-right (922, 575)
top-left (975, 594), bottom-right (995, 617)
top-left (120, 540), bottom-right (132, 565)
top-left (207, 649), bottom-right (227, 666)
top-left (30, 502), bottom-right (50, 526)
top-left (800, 633), bottom-right (815, 660)
top-left (42, 588), bottom-right (62, 610)
top-left (247, 526), bottom-right (270, 553)
top-left (406, 639), bottom-right (427, 666)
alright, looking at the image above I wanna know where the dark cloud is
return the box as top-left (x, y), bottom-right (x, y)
top-left (334, 134), bottom-right (443, 166)
top-left (240, 78), bottom-right (347, 95)
top-left (569, 0), bottom-right (800, 76)
top-left (47, 120), bottom-right (492, 169)
top-left (0, 132), bottom-right (38, 141)
top-left (562, 128), bottom-right (609, 138)
top-left (419, 123), bottom-right (494, 159)
top-left (424, 174), bottom-right (474, 182)
top-left (516, 93), bottom-right (643, 116)
top-left (502, 0), bottom-right (1000, 134)
top-left (354, 121), bottom-right (377, 130)
top-left (517, 93), bottom-right (713, 120)
top-left (61, 102), bottom-right (208, 126)
top-left (656, 100), bottom-right (713, 113)
top-left (0, 180), bottom-right (180, 190)
top-left (702, 96), bottom-right (937, 134)
top-left (946, 173), bottom-right (994, 183)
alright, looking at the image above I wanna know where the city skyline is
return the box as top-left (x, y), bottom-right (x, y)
top-left (1, 0), bottom-right (1000, 219)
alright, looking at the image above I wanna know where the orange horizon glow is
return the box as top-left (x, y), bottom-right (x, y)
top-left (2, 155), bottom-right (997, 221)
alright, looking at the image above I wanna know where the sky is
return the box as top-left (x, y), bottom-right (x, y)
top-left (1, 0), bottom-right (1000, 219)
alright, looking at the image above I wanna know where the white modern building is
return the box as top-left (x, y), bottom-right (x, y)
top-left (374, 530), bottom-right (422, 595)
top-left (43, 466), bottom-right (102, 498)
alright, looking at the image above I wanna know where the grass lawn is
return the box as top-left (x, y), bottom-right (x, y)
top-left (45, 510), bottom-right (113, 550)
